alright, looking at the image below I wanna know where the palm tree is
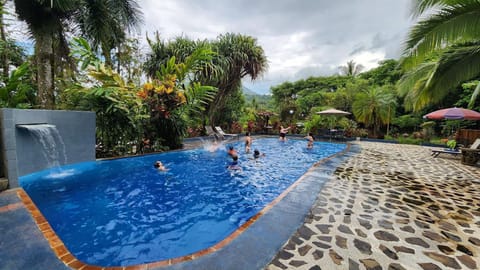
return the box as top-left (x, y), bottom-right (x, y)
top-left (13, 0), bottom-right (142, 109)
top-left (339, 60), bottom-right (364, 77)
top-left (76, 0), bottom-right (142, 67)
top-left (352, 86), bottom-right (396, 137)
top-left (143, 33), bottom-right (268, 128)
top-left (399, 0), bottom-right (480, 110)
top-left (143, 33), bottom-right (200, 78)
top-left (207, 33), bottom-right (268, 126)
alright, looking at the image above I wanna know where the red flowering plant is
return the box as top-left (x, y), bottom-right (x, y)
top-left (137, 51), bottom-right (217, 149)
top-left (137, 74), bottom-right (187, 120)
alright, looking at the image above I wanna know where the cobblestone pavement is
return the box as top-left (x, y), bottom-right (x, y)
top-left (267, 142), bottom-right (480, 270)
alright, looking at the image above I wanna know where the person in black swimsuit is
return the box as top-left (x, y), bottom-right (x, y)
top-left (279, 126), bottom-right (291, 141)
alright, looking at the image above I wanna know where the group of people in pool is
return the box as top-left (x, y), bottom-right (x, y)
top-left (280, 125), bottom-right (315, 149)
top-left (226, 132), bottom-right (266, 170)
top-left (154, 127), bottom-right (315, 171)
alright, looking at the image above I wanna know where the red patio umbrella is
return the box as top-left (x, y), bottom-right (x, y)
top-left (423, 107), bottom-right (480, 120)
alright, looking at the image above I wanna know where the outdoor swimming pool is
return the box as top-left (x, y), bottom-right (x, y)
top-left (19, 138), bottom-right (346, 267)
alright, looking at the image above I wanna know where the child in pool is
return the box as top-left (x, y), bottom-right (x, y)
top-left (227, 155), bottom-right (241, 170)
top-left (244, 132), bottom-right (252, 153)
top-left (154, 160), bottom-right (168, 171)
top-left (253, 149), bottom-right (265, 159)
top-left (305, 132), bottom-right (314, 149)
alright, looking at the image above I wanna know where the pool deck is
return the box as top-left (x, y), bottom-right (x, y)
top-left (1, 141), bottom-right (479, 269)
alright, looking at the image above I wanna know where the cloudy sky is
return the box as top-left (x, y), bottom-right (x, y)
top-left (138, 0), bottom-right (414, 94)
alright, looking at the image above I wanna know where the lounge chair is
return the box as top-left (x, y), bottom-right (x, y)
top-left (205, 126), bottom-right (220, 140)
top-left (431, 148), bottom-right (461, 158)
top-left (215, 126), bottom-right (239, 140)
top-left (460, 138), bottom-right (480, 165)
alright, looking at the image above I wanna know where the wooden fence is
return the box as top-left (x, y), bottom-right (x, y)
top-left (456, 129), bottom-right (480, 146)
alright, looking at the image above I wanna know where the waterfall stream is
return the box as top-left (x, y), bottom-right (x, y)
top-left (18, 124), bottom-right (67, 168)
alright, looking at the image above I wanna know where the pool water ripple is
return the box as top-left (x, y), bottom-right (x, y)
top-left (20, 138), bottom-right (346, 266)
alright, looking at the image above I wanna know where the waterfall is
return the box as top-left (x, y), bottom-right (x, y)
top-left (17, 124), bottom-right (67, 168)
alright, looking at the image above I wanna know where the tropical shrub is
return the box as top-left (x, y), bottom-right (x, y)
top-left (140, 48), bottom-right (217, 149)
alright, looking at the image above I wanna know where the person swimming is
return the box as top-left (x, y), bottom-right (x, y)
top-left (227, 155), bottom-right (241, 170)
top-left (253, 149), bottom-right (265, 159)
top-left (154, 160), bottom-right (168, 171)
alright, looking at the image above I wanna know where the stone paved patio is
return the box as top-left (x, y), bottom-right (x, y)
top-left (267, 141), bottom-right (480, 270)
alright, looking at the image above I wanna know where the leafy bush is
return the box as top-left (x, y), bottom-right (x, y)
top-left (349, 128), bottom-right (368, 138)
top-left (397, 136), bottom-right (423, 145)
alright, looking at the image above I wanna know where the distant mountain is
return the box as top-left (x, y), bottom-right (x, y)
top-left (242, 86), bottom-right (259, 96)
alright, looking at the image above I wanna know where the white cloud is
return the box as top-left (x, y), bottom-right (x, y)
top-left (10, 0), bottom-right (415, 94)
top-left (137, 0), bottom-right (414, 94)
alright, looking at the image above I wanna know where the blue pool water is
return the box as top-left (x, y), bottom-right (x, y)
top-left (20, 138), bottom-right (346, 266)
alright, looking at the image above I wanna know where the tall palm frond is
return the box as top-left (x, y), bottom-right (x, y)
top-left (75, 0), bottom-right (142, 66)
top-left (410, 0), bottom-right (463, 17)
top-left (426, 41), bottom-right (480, 98)
top-left (400, 42), bottom-right (480, 110)
top-left (397, 61), bottom-right (436, 97)
top-left (403, 0), bottom-right (480, 67)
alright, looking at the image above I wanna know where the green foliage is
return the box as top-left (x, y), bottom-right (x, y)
top-left (141, 46), bottom-right (217, 149)
top-left (206, 33), bottom-right (268, 126)
top-left (13, 0), bottom-right (143, 108)
top-left (400, 0), bottom-right (480, 110)
top-left (396, 136), bottom-right (423, 145)
top-left (446, 139), bottom-right (457, 149)
top-left (144, 33), bottom-right (267, 128)
top-left (62, 38), bottom-right (146, 155)
top-left (0, 38), bottom-right (27, 75)
top-left (62, 64), bottom-right (146, 153)
top-left (359, 59), bottom-right (403, 86)
top-left (213, 88), bottom-right (245, 128)
top-left (0, 62), bottom-right (36, 108)
top-left (392, 115), bottom-right (423, 132)
top-left (271, 76), bottom-right (353, 121)
top-left (352, 86), bottom-right (396, 137)
top-left (70, 37), bottom-right (101, 70)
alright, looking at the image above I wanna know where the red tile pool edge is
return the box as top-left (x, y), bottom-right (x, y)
top-left (17, 143), bottom-right (351, 269)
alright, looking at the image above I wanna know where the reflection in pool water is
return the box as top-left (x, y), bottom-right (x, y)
top-left (20, 138), bottom-right (346, 266)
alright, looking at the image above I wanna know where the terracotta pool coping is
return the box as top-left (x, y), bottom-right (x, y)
top-left (16, 141), bottom-right (352, 269)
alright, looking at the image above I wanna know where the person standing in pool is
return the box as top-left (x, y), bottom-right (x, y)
top-left (228, 146), bottom-right (238, 158)
top-left (227, 155), bottom-right (241, 170)
top-left (305, 132), bottom-right (314, 149)
top-left (279, 126), bottom-right (291, 141)
top-left (244, 132), bottom-right (252, 153)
